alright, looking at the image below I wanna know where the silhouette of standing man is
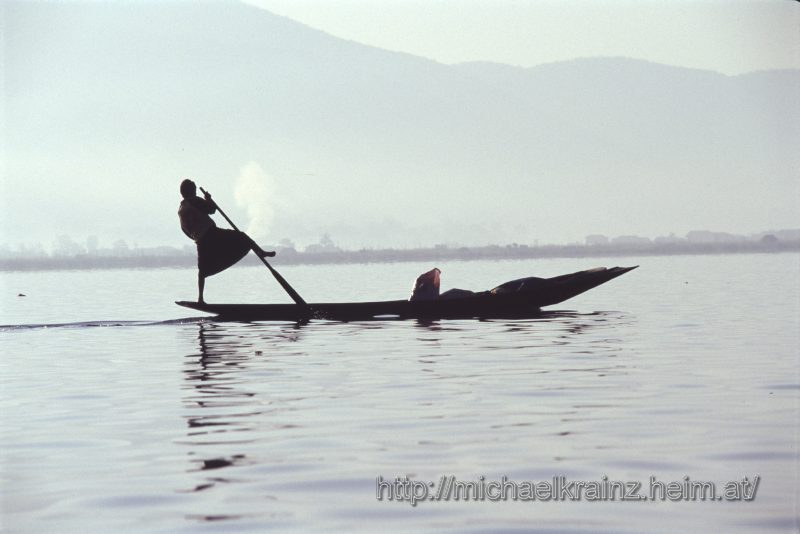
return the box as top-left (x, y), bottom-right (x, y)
top-left (178, 179), bottom-right (275, 303)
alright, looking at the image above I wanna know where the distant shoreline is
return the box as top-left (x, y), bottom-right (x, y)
top-left (2, 240), bottom-right (797, 272)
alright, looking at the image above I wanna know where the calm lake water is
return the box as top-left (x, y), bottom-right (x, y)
top-left (1, 253), bottom-right (798, 533)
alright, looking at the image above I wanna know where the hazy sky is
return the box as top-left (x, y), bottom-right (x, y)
top-left (245, 0), bottom-right (800, 75)
top-left (2, 0), bottom-right (798, 252)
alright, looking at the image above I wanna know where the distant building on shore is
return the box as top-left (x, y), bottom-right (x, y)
top-left (686, 230), bottom-right (746, 243)
top-left (611, 235), bottom-right (652, 245)
top-left (585, 234), bottom-right (609, 246)
top-left (654, 233), bottom-right (684, 244)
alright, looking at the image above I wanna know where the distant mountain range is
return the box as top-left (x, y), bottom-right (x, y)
top-left (4, 1), bottom-right (799, 247)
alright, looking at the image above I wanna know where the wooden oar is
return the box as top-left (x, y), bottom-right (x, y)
top-left (200, 187), bottom-right (307, 306)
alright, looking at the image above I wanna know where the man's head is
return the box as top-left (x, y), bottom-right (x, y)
top-left (180, 179), bottom-right (196, 198)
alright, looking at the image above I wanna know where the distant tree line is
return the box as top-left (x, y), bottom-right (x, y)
top-left (1, 230), bottom-right (798, 272)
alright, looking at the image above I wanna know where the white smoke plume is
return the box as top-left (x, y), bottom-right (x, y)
top-left (233, 162), bottom-right (275, 242)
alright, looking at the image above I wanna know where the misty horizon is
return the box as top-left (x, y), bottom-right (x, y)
top-left (3, 227), bottom-right (798, 261)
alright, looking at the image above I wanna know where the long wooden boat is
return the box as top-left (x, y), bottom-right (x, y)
top-left (176, 266), bottom-right (637, 321)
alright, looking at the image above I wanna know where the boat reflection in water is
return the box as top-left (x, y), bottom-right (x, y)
top-left (176, 311), bottom-right (633, 526)
top-left (178, 321), bottom-right (307, 521)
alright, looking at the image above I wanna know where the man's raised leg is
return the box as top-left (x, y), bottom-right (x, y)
top-left (242, 232), bottom-right (275, 258)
